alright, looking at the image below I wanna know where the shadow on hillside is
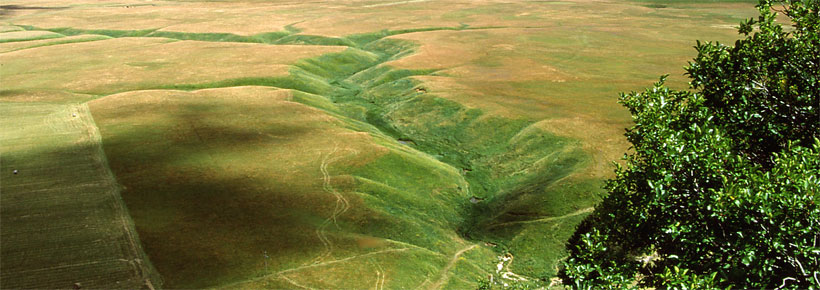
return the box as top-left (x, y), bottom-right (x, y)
top-left (0, 5), bottom-right (67, 18)
top-left (89, 99), bottom-right (347, 288)
top-left (1, 132), bottom-right (161, 288)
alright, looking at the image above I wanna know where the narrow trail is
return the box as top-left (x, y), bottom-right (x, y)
top-left (217, 248), bottom-right (410, 289)
top-left (362, 0), bottom-right (430, 7)
top-left (486, 207), bottom-right (595, 230)
top-left (310, 146), bottom-right (358, 265)
top-left (372, 259), bottom-right (386, 290)
top-left (282, 248), bottom-right (409, 275)
top-left (427, 244), bottom-right (479, 290)
top-left (311, 146), bottom-right (340, 264)
top-left (279, 275), bottom-right (312, 289)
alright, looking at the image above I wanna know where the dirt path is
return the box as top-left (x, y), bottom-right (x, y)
top-left (372, 259), bottom-right (386, 290)
top-left (486, 207), bottom-right (595, 230)
top-left (217, 248), bottom-right (410, 289)
top-left (279, 275), bottom-right (312, 289)
top-left (362, 0), bottom-right (430, 8)
top-left (427, 244), bottom-right (478, 290)
top-left (310, 146), bottom-right (357, 264)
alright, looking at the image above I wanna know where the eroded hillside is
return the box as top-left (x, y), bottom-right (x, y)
top-left (0, 0), bottom-right (757, 288)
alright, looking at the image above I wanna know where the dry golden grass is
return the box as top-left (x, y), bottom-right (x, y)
top-left (0, 30), bottom-right (62, 42)
top-left (0, 90), bottom-right (97, 103)
top-left (0, 34), bottom-right (107, 52)
top-left (4, 0), bottom-right (466, 36)
top-left (0, 24), bottom-right (24, 33)
top-left (379, 1), bottom-right (757, 180)
top-left (10, 2), bottom-right (294, 35)
top-left (0, 37), bottom-right (342, 96)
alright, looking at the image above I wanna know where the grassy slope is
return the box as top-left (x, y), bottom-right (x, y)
top-left (60, 28), bottom-right (577, 287)
top-left (258, 36), bottom-right (598, 280)
top-left (0, 103), bottom-right (160, 289)
top-left (0, 34), bottom-right (111, 53)
top-left (88, 87), bottom-right (495, 288)
top-left (107, 31), bottom-right (594, 282)
top-left (0, 0), bottom-right (759, 288)
top-left (0, 30), bottom-right (63, 43)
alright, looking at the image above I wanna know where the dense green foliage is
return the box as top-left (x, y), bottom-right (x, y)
top-left (560, 0), bottom-right (820, 288)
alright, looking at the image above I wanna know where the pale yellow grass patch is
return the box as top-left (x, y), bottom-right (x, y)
top-left (0, 30), bottom-right (62, 42)
top-left (294, 3), bottom-right (466, 37)
top-left (446, 60), bottom-right (569, 82)
top-left (156, 5), bottom-right (297, 35)
top-left (5, 1), bottom-right (399, 36)
top-left (5, 3), bottom-right (183, 31)
top-left (386, 30), bottom-right (474, 70)
top-left (6, 1), bottom-right (290, 34)
top-left (0, 24), bottom-right (23, 33)
top-left (0, 90), bottom-right (96, 103)
top-left (89, 86), bottom-right (388, 177)
top-left (12, 1), bottom-right (299, 35)
top-left (383, 28), bottom-right (577, 120)
top-left (409, 75), bottom-right (522, 118)
top-left (0, 34), bottom-right (107, 52)
top-left (388, 29), bottom-right (571, 81)
top-left (0, 37), bottom-right (344, 96)
top-left (527, 117), bottom-right (630, 179)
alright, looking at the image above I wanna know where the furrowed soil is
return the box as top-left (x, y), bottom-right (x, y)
top-left (0, 103), bottom-right (159, 288)
top-left (0, 0), bottom-right (757, 288)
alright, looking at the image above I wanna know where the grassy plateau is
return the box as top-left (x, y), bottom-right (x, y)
top-left (0, 0), bottom-right (757, 288)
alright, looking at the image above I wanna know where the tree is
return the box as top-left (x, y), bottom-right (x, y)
top-left (559, 0), bottom-right (820, 288)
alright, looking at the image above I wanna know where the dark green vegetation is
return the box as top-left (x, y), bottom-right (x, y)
top-left (0, 103), bottom-right (160, 288)
top-left (561, 0), bottom-right (820, 288)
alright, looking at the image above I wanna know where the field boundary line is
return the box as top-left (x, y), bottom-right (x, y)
top-left (81, 104), bottom-right (162, 288)
top-left (3, 182), bottom-right (104, 194)
top-left (2, 260), bottom-right (106, 274)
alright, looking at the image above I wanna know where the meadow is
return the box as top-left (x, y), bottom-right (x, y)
top-left (0, 0), bottom-right (756, 288)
